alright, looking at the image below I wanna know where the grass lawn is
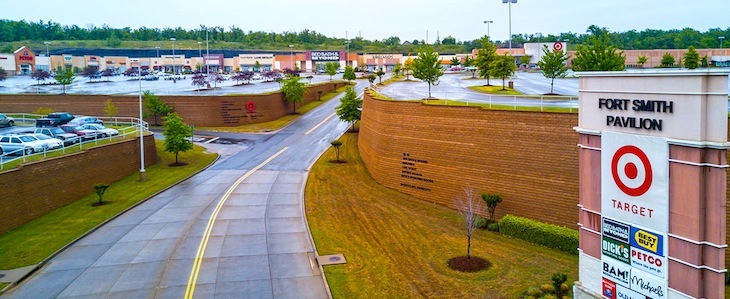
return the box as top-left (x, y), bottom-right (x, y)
top-left (305, 132), bottom-right (579, 298)
top-left (0, 140), bottom-right (217, 270)
top-left (468, 85), bottom-right (523, 96)
top-left (195, 84), bottom-right (349, 133)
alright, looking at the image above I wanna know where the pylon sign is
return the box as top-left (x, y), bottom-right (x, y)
top-left (601, 131), bottom-right (668, 233)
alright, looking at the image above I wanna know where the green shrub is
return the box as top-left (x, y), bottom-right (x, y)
top-left (498, 215), bottom-right (579, 254)
top-left (487, 222), bottom-right (500, 232)
top-left (525, 286), bottom-right (543, 297)
top-left (540, 284), bottom-right (555, 294)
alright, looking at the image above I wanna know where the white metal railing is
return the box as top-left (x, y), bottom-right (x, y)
top-left (0, 118), bottom-right (149, 170)
top-left (378, 89), bottom-right (579, 112)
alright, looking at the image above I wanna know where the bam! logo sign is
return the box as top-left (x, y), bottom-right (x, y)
top-left (601, 132), bottom-right (668, 232)
top-left (602, 259), bottom-right (631, 287)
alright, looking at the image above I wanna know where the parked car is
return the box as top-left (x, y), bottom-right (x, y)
top-left (59, 124), bottom-right (98, 140)
top-left (68, 116), bottom-right (104, 126)
top-left (26, 133), bottom-right (63, 150)
top-left (34, 127), bottom-right (80, 146)
top-left (80, 124), bottom-right (118, 138)
top-left (0, 114), bottom-right (15, 127)
top-left (46, 112), bottom-right (75, 125)
top-left (0, 134), bottom-right (47, 155)
top-left (35, 118), bottom-right (58, 127)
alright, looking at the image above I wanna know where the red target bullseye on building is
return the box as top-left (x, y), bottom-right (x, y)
top-left (553, 42), bottom-right (563, 51)
top-left (246, 101), bottom-right (256, 113)
top-left (611, 145), bottom-right (652, 197)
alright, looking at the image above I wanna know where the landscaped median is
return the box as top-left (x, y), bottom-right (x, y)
top-left (305, 132), bottom-right (578, 298)
top-left (0, 140), bottom-right (217, 291)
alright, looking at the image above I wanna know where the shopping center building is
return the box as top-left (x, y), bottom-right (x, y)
top-left (2, 43), bottom-right (729, 76)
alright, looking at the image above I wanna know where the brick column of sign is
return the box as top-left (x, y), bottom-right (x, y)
top-left (667, 145), bottom-right (727, 298)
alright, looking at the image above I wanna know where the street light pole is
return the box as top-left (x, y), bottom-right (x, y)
top-left (44, 41), bottom-right (50, 71)
top-left (720, 36), bottom-right (725, 49)
top-left (483, 20), bottom-right (493, 41)
top-left (138, 57), bottom-right (146, 182)
top-left (198, 41), bottom-right (202, 63)
top-left (345, 40), bottom-right (350, 67)
top-left (155, 46), bottom-right (160, 58)
top-left (502, 0), bottom-right (517, 51)
top-left (536, 32), bottom-right (542, 64)
top-left (289, 44), bottom-right (294, 70)
top-left (170, 38), bottom-right (176, 75)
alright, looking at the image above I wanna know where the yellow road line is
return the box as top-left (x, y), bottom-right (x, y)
top-left (305, 112), bottom-right (336, 135)
top-left (184, 146), bottom-right (289, 299)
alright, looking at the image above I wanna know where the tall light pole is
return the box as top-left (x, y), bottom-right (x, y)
top-left (138, 56), bottom-right (146, 182)
top-left (289, 44), bottom-right (294, 70)
top-left (44, 41), bottom-right (51, 71)
top-left (206, 28), bottom-right (210, 76)
top-left (170, 38), bottom-right (176, 75)
top-left (720, 36), bottom-right (725, 49)
top-left (536, 32), bottom-right (542, 64)
top-left (345, 40), bottom-right (350, 67)
top-left (155, 46), bottom-right (160, 58)
top-left (502, 0), bottom-right (517, 51)
top-left (198, 42), bottom-right (202, 60)
top-left (483, 20), bottom-right (493, 40)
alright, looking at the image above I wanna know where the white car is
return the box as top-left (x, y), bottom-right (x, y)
top-left (0, 134), bottom-right (48, 155)
top-left (80, 124), bottom-right (119, 138)
top-left (26, 133), bottom-right (64, 150)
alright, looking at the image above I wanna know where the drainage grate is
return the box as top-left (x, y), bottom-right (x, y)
top-left (317, 254), bottom-right (347, 266)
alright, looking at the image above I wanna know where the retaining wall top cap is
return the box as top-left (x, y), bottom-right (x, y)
top-left (575, 69), bottom-right (730, 77)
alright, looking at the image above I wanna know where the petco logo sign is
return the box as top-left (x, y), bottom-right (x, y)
top-left (601, 132), bottom-right (668, 232)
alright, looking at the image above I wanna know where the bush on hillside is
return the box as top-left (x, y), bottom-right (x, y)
top-left (498, 215), bottom-right (578, 254)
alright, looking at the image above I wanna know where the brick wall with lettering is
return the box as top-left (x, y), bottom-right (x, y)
top-left (358, 92), bottom-right (580, 227)
top-left (0, 82), bottom-right (341, 127)
top-left (0, 135), bottom-right (157, 235)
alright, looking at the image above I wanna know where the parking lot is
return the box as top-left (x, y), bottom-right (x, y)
top-left (0, 72), bottom-right (348, 96)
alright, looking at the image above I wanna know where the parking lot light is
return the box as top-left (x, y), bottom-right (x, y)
top-left (502, 0), bottom-right (517, 51)
top-left (720, 36), bottom-right (725, 49)
top-left (483, 21), bottom-right (493, 40)
top-left (138, 57), bottom-right (146, 182)
top-left (170, 38), bottom-right (176, 75)
top-left (289, 44), bottom-right (294, 70)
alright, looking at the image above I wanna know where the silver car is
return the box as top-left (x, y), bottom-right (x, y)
top-left (0, 135), bottom-right (47, 155)
top-left (0, 114), bottom-right (14, 127)
top-left (80, 124), bottom-right (119, 138)
top-left (26, 133), bottom-right (64, 150)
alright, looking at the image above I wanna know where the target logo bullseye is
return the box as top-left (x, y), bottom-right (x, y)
top-left (553, 42), bottom-right (563, 51)
top-left (611, 145), bottom-right (652, 197)
top-left (246, 101), bottom-right (256, 113)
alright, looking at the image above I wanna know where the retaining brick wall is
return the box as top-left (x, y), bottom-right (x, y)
top-left (358, 92), bottom-right (581, 228)
top-left (0, 82), bottom-right (342, 127)
top-left (0, 135), bottom-right (157, 235)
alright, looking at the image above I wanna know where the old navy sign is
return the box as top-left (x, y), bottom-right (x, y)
top-left (601, 131), bottom-right (668, 232)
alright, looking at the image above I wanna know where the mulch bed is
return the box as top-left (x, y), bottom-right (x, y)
top-left (447, 256), bottom-right (491, 272)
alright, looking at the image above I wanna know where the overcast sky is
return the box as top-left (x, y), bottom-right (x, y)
top-left (4, 0), bottom-right (729, 43)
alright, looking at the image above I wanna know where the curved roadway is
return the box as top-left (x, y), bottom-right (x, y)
top-left (4, 81), bottom-right (366, 299)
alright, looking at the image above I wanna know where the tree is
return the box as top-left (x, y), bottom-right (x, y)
top-left (393, 63), bottom-right (402, 77)
top-left (281, 76), bottom-right (306, 114)
top-left (325, 62), bottom-right (338, 81)
top-left (54, 68), bottom-right (75, 94)
top-left (101, 68), bottom-right (114, 81)
top-left (683, 46), bottom-right (700, 69)
top-left (450, 57), bottom-right (460, 67)
top-left (0, 67), bottom-right (6, 82)
top-left (104, 99), bottom-right (118, 118)
top-left (335, 87), bottom-right (362, 132)
top-left (231, 71), bottom-right (254, 85)
top-left (455, 186), bottom-right (483, 260)
top-left (480, 193), bottom-right (502, 223)
top-left (81, 66), bottom-right (98, 82)
top-left (474, 39), bottom-right (498, 85)
top-left (93, 183), bottom-right (109, 206)
top-left (375, 69), bottom-right (385, 84)
top-left (463, 56), bottom-right (476, 78)
top-left (660, 52), bottom-right (676, 68)
top-left (489, 54), bottom-right (517, 90)
top-left (143, 91), bottom-right (173, 126)
top-left (31, 69), bottom-right (51, 85)
top-left (637, 55), bottom-right (648, 68)
top-left (402, 58), bottom-right (414, 80)
top-left (330, 140), bottom-right (343, 162)
top-left (701, 55), bottom-right (709, 68)
top-left (571, 32), bottom-right (626, 71)
top-left (254, 60), bottom-right (261, 72)
top-left (342, 66), bottom-right (356, 83)
top-left (367, 74), bottom-right (376, 84)
top-left (519, 55), bottom-right (531, 67)
top-left (208, 73), bottom-right (225, 88)
top-left (537, 45), bottom-right (569, 94)
top-left (412, 45), bottom-right (444, 98)
top-left (191, 73), bottom-right (208, 89)
top-left (162, 112), bottom-right (194, 165)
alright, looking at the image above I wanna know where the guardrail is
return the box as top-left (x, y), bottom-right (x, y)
top-left (0, 118), bottom-right (149, 170)
top-left (377, 88), bottom-right (580, 112)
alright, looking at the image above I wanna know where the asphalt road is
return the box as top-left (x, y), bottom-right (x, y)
top-left (4, 80), bottom-right (365, 299)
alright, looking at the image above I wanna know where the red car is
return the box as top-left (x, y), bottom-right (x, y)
top-left (59, 124), bottom-right (98, 140)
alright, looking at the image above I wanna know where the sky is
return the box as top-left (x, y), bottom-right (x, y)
top-left (4, 0), bottom-right (729, 43)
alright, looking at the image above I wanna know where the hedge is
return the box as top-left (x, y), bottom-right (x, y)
top-left (498, 215), bottom-right (579, 254)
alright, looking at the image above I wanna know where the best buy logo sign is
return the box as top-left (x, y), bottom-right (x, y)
top-left (629, 227), bottom-right (664, 256)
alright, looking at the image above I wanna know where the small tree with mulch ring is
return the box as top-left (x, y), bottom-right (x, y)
top-left (331, 140), bottom-right (343, 163)
top-left (93, 183), bottom-right (109, 206)
top-left (448, 186), bottom-right (491, 272)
